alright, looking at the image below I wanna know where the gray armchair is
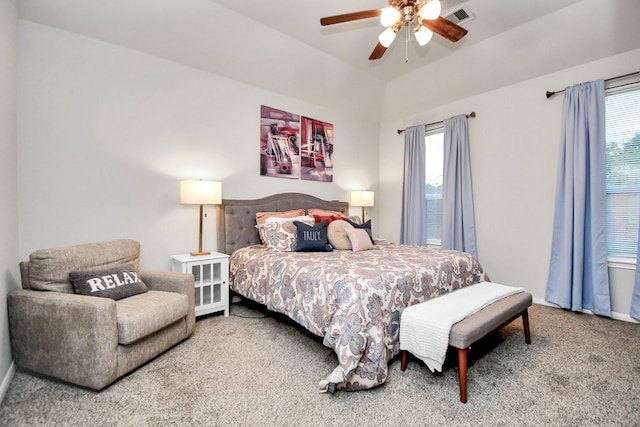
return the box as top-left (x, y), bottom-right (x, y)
top-left (7, 239), bottom-right (195, 390)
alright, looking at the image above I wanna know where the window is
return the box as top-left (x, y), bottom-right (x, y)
top-left (425, 128), bottom-right (444, 245)
top-left (605, 85), bottom-right (640, 263)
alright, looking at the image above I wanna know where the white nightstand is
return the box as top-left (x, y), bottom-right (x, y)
top-left (171, 252), bottom-right (229, 318)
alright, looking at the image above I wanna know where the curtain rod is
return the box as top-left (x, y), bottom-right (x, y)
top-left (397, 112), bottom-right (476, 135)
top-left (545, 71), bottom-right (640, 99)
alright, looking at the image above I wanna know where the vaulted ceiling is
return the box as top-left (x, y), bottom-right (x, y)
top-left (17, 0), bottom-right (640, 121)
top-left (211, 0), bottom-right (582, 82)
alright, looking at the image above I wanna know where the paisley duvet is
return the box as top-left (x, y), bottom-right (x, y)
top-left (229, 242), bottom-right (488, 392)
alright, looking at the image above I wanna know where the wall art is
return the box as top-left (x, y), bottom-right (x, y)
top-left (300, 116), bottom-right (334, 182)
top-left (259, 105), bottom-right (300, 179)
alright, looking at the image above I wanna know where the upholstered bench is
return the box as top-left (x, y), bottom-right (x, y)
top-left (400, 290), bottom-right (532, 403)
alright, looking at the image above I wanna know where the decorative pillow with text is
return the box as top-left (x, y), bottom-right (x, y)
top-left (294, 220), bottom-right (333, 252)
top-left (69, 264), bottom-right (148, 300)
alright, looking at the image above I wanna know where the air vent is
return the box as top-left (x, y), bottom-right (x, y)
top-left (443, 4), bottom-right (474, 26)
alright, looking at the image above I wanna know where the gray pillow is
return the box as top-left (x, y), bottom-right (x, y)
top-left (69, 264), bottom-right (148, 300)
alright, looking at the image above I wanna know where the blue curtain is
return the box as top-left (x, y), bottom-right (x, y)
top-left (632, 229), bottom-right (640, 320)
top-left (545, 79), bottom-right (611, 317)
top-left (400, 125), bottom-right (427, 246)
top-left (441, 115), bottom-right (477, 258)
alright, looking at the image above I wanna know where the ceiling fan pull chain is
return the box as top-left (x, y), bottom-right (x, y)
top-left (405, 24), bottom-right (409, 62)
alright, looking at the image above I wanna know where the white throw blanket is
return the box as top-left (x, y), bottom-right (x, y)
top-left (399, 282), bottom-right (524, 373)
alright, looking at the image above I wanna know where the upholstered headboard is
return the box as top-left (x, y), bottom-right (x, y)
top-left (216, 192), bottom-right (349, 255)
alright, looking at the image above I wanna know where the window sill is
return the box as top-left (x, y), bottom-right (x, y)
top-left (426, 239), bottom-right (441, 247)
top-left (608, 257), bottom-right (637, 270)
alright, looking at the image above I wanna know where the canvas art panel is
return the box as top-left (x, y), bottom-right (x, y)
top-left (260, 105), bottom-right (301, 179)
top-left (300, 116), bottom-right (334, 182)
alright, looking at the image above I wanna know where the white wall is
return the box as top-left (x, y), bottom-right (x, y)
top-left (381, 0), bottom-right (640, 122)
top-left (17, 22), bottom-right (380, 270)
top-left (0, 0), bottom-right (19, 400)
top-left (378, 48), bottom-right (640, 318)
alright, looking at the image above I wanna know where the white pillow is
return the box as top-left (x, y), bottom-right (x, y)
top-left (265, 215), bottom-right (314, 224)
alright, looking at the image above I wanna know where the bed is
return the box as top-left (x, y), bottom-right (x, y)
top-left (217, 192), bottom-right (488, 392)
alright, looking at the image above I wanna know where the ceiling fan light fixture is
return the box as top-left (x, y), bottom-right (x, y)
top-left (418, 0), bottom-right (442, 20)
top-left (415, 25), bottom-right (433, 46)
top-left (380, 7), bottom-right (401, 27)
top-left (378, 27), bottom-right (397, 48)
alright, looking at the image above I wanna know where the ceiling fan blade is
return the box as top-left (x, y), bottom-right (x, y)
top-left (421, 16), bottom-right (468, 42)
top-left (320, 9), bottom-right (382, 26)
top-left (368, 42), bottom-right (388, 60)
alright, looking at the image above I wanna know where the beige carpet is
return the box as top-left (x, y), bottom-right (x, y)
top-left (1, 301), bottom-right (639, 426)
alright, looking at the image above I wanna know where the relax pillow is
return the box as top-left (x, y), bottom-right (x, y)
top-left (255, 209), bottom-right (306, 225)
top-left (327, 220), bottom-right (354, 250)
top-left (347, 219), bottom-right (375, 244)
top-left (345, 227), bottom-right (374, 252)
top-left (294, 220), bottom-right (333, 252)
top-left (69, 264), bottom-right (148, 300)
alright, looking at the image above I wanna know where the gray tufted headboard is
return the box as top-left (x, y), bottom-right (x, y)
top-left (216, 192), bottom-right (349, 255)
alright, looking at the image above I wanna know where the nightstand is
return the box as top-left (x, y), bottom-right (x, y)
top-left (171, 252), bottom-right (229, 317)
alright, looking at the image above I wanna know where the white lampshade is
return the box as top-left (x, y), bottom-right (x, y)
top-left (378, 28), bottom-right (397, 48)
top-left (419, 0), bottom-right (441, 20)
top-left (180, 180), bottom-right (222, 205)
top-left (380, 7), bottom-right (401, 27)
top-left (351, 191), bottom-right (375, 207)
top-left (415, 25), bottom-right (433, 46)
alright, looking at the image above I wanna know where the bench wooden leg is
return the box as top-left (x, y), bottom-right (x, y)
top-left (400, 350), bottom-right (408, 371)
top-left (522, 309), bottom-right (531, 344)
top-left (458, 348), bottom-right (468, 403)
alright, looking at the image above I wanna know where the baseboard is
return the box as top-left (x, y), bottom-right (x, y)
top-left (533, 297), bottom-right (639, 324)
top-left (0, 361), bottom-right (16, 404)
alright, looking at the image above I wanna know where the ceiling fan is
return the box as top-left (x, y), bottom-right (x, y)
top-left (320, 0), bottom-right (468, 60)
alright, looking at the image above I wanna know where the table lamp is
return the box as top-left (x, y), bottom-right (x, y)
top-left (350, 190), bottom-right (374, 222)
top-left (180, 180), bottom-right (222, 256)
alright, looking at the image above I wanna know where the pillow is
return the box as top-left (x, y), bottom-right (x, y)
top-left (255, 209), bottom-right (306, 225)
top-left (69, 264), bottom-right (148, 300)
top-left (256, 221), bottom-right (299, 251)
top-left (312, 214), bottom-right (347, 224)
top-left (346, 215), bottom-right (363, 225)
top-left (347, 218), bottom-right (375, 244)
top-left (266, 215), bottom-right (314, 224)
top-left (327, 220), bottom-right (354, 250)
top-left (307, 208), bottom-right (345, 218)
top-left (345, 228), bottom-right (374, 252)
top-left (294, 220), bottom-right (333, 252)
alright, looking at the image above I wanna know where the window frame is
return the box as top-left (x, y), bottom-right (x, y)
top-left (605, 82), bottom-right (640, 267)
top-left (424, 126), bottom-right (444, 247)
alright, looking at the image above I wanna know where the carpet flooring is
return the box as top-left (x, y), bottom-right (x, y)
top-left (1, 301), bottom-right (639, 426)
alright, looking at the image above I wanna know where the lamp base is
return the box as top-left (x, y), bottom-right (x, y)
top-left (190, 250), bottom-right (211, 257)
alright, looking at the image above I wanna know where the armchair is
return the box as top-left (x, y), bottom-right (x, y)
top-left (7, 239), bottom-right (195, 390)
